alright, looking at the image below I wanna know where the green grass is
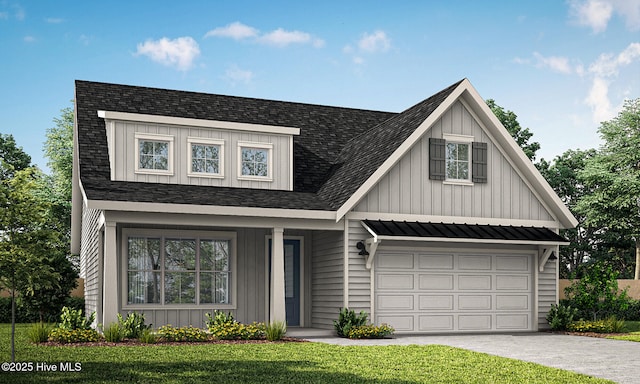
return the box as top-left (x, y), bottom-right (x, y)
top-left (0, 324), bottom-right (611, 384)
top-left (607, 321), bottom-right (640, 342)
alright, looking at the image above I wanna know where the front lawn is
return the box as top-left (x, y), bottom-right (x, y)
top-left (0, 324), bottom-right (610, 384)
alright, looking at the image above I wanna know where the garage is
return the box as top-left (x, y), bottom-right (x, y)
top-left (374, 249), bottom-right (534, 333)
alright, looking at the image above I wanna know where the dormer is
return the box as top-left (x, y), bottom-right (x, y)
top-left (98, 111), bottom-right (300, 191)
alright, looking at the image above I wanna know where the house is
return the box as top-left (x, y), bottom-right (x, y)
top-left (71, 78), bottom-right (577, 334)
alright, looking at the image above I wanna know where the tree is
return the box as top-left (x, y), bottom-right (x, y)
top-left (538, 149), bottom-right (598, 277)
top-left (486, 99), bottom-right (541, 161)
top-left (0, 168), bottom-right (60, 361)
top-left (577, 98), bottom-right (640, 279)
top-left (0, 133), bottom-right (31, 180)
top-left (43, 106), bottom-right (75, 266)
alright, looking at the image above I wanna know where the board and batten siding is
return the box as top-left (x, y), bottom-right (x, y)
top-left (106, 120), bottom-right (292, 190)
top-left (118, 227), bottom-right (270, 329)
top-left (353, 101), bottom-right (554, 222)
top-left (80, 207), bottom-right (102, 319)
top-left (538, 253), bottom-right (558, 330)
top-left (311, 230), bottom-right (344, 329)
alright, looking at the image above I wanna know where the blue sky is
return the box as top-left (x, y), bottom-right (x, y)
top-left (1, 0), bottom-right (639, 171)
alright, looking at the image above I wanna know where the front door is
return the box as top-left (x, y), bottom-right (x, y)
top-left (269, 239), bottom-right (301, 326)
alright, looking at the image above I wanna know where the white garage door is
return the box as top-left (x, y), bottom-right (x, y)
top-left (375, 250), bottom-right (533, 333)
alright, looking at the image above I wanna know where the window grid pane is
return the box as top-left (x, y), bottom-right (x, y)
top-left (241, 147), bottom-right (268, 177)
top-left (191, 144), bottom-right (220, 174)
top-left (139, 140), bottom-right (169, 170)
top-left (445, 142), bottom-right (470, 180)
top-left (127, 235), bottom-right (231, 305)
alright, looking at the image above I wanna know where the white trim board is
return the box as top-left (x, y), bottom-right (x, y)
top-left (98, 110), bottom-right (301, 136)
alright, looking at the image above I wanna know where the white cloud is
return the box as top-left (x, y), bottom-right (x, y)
top-left (569, 0), bottom-right (640, 33)
top-left (23, 35), bottom-right (35, 43)
top-left (585, 42), bottom-right (640, 122)
top-left (136, 37), bottom-right (200, 71)
top-left (258, 28), bottom-right (324, 47)
top-left (532, 52), bottom-right (574, 74)
top-left (569, 0), bottom-right (613, 33)
top-left (357, 30), bottom-right (391, 53)
top-left (224, 65), bottom-right (254, 85)
top-left (205, 22), bottom-right (324, 48)
top-left (45, 17), bottom-right (64, 24)
top-left (585, 77), bottom-right (613, 122)
top-left (204, 22), bottom-right (258, 40)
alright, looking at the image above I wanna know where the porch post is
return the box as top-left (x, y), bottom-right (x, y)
top-left (102, 221), bottom-right (118, 326)
top-left (270, 227), bottom-right (286, 323)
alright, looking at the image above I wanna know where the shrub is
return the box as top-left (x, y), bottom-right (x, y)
top-left (347, 324), bottom-right (395, 339)
top-left (117, 312), bottom-right (151, 339)
top-left (48, 328), bottom-right (102, 343)
top-left (334, 308), bottom-right (368, 338)
top-left (27, 322), bottom-right (52, 343)
top-left (157, 325), bottom-right (208, 342)
top-left (563, 262), bottom-right (632, 320)
top-left (102, 322), bottom-right (125, 342)
top-left (265, 321), bottom-right (287, 341)
top-left (58, 306), bottom-right (95, 331)
top-left (138, 328), bottom-right (157, 344)
top-left (567, 316), bottom-right (626, 333)
top-left (209, 322), bottom-right (265, 340)
top-left (205, 310), bottom-right (235, 328)
top-left (546, 303), bottom-right (578, 331)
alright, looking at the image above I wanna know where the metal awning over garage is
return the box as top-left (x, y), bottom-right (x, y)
top-left (362, 220), bottom-right (568, 243)
top-left (359, 220), bottom-right (568, 270)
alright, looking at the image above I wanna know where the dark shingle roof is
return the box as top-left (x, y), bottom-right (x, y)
top-left (362, 220), bottom-right (568, 243)
top-left (75, 80), bottom-right (461, 211)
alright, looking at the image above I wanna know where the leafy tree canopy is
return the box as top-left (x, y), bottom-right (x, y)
top-left (486, 99), bottom-right (541, 161)
top-left (0, 133), bottom-right (31, 180)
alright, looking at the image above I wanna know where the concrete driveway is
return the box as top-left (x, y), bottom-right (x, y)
top-left (302, 333), bottom-right (639, 383)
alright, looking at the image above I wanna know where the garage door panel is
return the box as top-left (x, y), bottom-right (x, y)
top-left (458, 275), bottom-right (491, 290)
top-left (496, 275), bottom-right (528, 290)
top-left (459, 255), bottom-right (491, 270)
top-left (419, 295), bottom-right (454, 310)
top-left (378, 253), bottom-right (414, 269)
top-left (418, 254), bottom-right (453, 269)
top-left (375, 251), bottom-right (533, 333)
top-left (496, 295), bottom-right (529, 310)
top-left (459, 315), bottom-right (491, 330)
top-left (496, 255), bottom-right (528, 271)
top-left (496, 314), bottom-right (528, 329)
top-left (378, 295), bottom-right (414, 310)
top-left (419, 274), bottom-right (453, 290)
top-left (377, 315), bottom-right (413, 331)
top-left (378, 274), bottom-right (414, 290)
top-left (419, 315), bottom-right (454, 331)
top-left (459, 295), bottom-right (492, 310)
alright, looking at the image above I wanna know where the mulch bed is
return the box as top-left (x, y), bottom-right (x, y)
top-left (555, 331), bottom-right (627, 338)
top-left (43, 337), bottom-right (307, 347)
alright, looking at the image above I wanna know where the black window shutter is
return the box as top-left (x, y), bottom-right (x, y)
top-left (472, 142), bottom-right (488, 183)
top-left (429, 138), bottom-right (446, 180)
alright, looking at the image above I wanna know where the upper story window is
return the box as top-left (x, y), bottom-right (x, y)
top-left (429, 135), bottom-right (487, 184)
top-left (135, 133), bottom-right (174, 175)
top-left (446, 142), bottom-right (470, 181)
top-left (188, 138), bottom-right (225, 178)
top-left (237, 141), bottom-right (273, 181)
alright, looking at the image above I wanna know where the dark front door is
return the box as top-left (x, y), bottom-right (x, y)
top-left (269, 239), bottom-right (301, 326)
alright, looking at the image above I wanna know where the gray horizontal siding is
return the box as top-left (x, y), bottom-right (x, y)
top-left (80, 208), bottom-right (102, 320)
top-left (354, 101), bottom-right (554, 222)
top-left (347, 220), bottom-right (371, 314)
top-left (538, 254), bottom-right (558, 330)
top-left (311, 231), bottom-right (344, 329)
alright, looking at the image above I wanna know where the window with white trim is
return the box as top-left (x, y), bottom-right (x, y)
top-left (446, 142), bottom-right (470, 181)
top-left (237, 141), bottom-right (272, 180)
top-left (188, 138), bottom-right (224, 178)
top-left (135, 133), bottom-right (174, 174)
top-left (126, 230), bottom-right (233, 305)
